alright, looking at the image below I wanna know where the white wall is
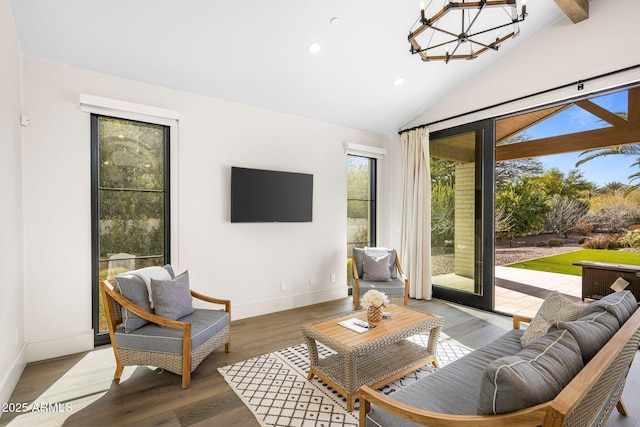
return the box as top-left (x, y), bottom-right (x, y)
top-left (0, 0), bottom-right (26, 408)
top-left (20, 57), bottom-right (389, 363)
top-left (387, 0), bottom-right (640, 240)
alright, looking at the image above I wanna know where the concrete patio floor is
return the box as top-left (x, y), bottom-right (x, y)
top-left (495, 266), bottom-right (583, 317)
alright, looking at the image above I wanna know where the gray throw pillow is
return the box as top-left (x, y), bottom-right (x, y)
top-left (477, 329), bottom-right (583, 415)
top-left (151, 270), bottom-right (195, 320)
top-left (549, 310), bottom-right (619, 363)
top-left (363, 252), bottom-right (391, 281)
top-left (115, 275), bottom-right (152, 333)
top-left (580, 290), bottom-right (637, 326)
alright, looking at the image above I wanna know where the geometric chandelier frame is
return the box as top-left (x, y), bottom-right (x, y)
top-left (408, 0), bottom-right (528, 63)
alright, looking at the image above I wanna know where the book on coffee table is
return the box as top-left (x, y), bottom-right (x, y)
top-left (337, 318), bottom-right (376, 333)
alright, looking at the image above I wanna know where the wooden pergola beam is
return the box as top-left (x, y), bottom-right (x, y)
top-left (496, 125), bottom-right (640, 161)
top-left (554, 0), bottom-right (589, 24)
top-left (575, 99), bottom-right (628, 126)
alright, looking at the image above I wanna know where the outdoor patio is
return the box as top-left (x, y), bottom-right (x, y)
top-left (495, 266), bottom-right (582, 317)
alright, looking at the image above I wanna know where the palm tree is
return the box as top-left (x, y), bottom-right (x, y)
top-left (598, 181), bottom-right (626, 196)
top-left (576, 144), bottom-right (640, 193)
top-left (574, 109), bottom-right (640, 192)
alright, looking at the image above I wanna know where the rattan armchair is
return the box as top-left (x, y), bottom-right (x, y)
top-left (100, 276), bottom-right (231, 389)
top-left (352, 248), bottom-right (409, 309)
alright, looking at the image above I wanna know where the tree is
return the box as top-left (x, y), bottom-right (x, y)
top-left (545, 195), bottom-right (589, 238)
top-left (495, 158), bottom-right (545, 191)
top-left (598, 181), bottom-right (626, 196)
top-left (98, 117), bottom-right (166, 259)
top-left (347, 156), bottom-right (370, 220)
top-left (495, 176), bottom-right (551, 241)
top-left (587, 194), bottom-right (640, 233)
top-left (530, 168), bottom-right (593, 199)
top-left (574, 120), bottom-right (640, 193)
top-left (431, 181), bottom-right (455, 247)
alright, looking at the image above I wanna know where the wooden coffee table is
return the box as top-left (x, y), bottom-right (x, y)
top-left (301, 304), bottom-right (443, 411)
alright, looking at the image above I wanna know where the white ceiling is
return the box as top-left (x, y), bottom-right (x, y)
top-left (9, 0), bottom-right (566, 135)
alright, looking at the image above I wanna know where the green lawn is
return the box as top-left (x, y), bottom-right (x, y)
top-left (507, 249), bottom-right (640, 276)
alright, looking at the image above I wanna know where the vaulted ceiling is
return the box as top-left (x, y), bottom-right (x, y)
top-left (10, 0), bottom-right (572, 135)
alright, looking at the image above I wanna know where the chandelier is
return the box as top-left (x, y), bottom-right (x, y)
top-left (408, 0), bottom-right (528, 63)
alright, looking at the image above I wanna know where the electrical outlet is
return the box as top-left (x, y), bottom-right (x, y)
top-left (281, 281), bottom-right (287, 291)
top-left (309, 276), bottom-right (314, 287)
top-left (330, 273), bottom-right (336, 282)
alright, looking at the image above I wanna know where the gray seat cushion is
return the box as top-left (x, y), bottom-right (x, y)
top-left (114, 309), bottom-right (229, 355)
top-left (366, 329), bottom-right (525, 427)
top-left (477, 329), bottom-right (583, 415)
top-left (356, 278), bottom-right (406, 297)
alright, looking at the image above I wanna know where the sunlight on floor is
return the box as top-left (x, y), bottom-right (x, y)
top-left (4, 347), bottom-right (134, 427)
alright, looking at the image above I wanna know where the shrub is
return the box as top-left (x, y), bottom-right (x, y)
top-left (548, 238), bottom-right (564, 247)
top-left (536, 241), bottom-right (549, 247)
top-left (572, 219), bottom-right (594, 236)
top-left (618, 230), bottom-right (640, 248)
top-left (581, 234), bottom-right (621, 249)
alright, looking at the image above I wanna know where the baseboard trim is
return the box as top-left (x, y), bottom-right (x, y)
top-left (0, 344), bottom-right (26, 416)
top-left (232, 288), bottom-right (348, 320)
top-left (25, 330), bottom-right (94, 363)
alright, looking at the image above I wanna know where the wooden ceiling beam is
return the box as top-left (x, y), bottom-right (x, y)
top-left (574, 99), bottom-right (628, 126)
top-left (554, 0), bottom-right (589, 24)
top-left (496, 124), bottom-right (640, 161)
top-left (629, 88), bottom-right (640, 123)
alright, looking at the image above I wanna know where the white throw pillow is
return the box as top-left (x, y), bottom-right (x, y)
top-left (520, 291), bottom-right (583, 346)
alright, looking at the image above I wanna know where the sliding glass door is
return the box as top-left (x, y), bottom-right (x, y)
top-left (430, 119), bottom-right (494, 311)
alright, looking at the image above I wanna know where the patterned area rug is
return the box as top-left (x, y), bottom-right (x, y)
top-left (218, 333), bottom-right (471, 427)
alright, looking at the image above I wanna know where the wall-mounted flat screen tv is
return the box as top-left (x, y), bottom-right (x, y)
top-left (231, 167), bottom-right (313, 223)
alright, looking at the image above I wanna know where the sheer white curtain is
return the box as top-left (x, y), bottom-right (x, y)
top-left (400, 128), bottom-right (432, 300)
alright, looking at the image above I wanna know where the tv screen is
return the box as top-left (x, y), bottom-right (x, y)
top-left (231, 167), bottom-right (313, 223)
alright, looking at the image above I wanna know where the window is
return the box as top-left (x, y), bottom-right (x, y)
top-left (347, 155), bottom-right (377, 255)
top-left (91, 115), bottom-right (170, 345)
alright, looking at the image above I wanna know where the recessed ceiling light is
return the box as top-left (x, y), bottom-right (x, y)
top-left (307, 42), bottom-right (321, 54)
top-left (393, 77), bottom-right (405, 86)
top-left (330, 17), bottom-right (340, 26)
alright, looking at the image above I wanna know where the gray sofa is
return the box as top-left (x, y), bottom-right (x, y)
top-left (360, 290), bottom-right (640, 427)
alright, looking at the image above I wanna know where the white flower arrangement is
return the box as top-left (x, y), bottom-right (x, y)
top-left (360, 290), bottom-right (390, 309)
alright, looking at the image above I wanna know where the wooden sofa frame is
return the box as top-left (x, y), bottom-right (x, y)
top-left (359, 307), bottom-right (640, 427)
top-left (100, 279), bottom-right (231, 389)
top-left (352, 251), bottom-right (409, 309)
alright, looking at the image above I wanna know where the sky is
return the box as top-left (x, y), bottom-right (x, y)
top-left (521, 90), bottom-right (637, 187)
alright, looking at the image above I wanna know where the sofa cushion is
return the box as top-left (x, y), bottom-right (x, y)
top-left (366, 329), bottom-right (525, 427)
top-left (363, 252), bottom-right (392, 281)
top-left (548, 310), bottom-right (619, 364)
top-left (151, 270), bottom-right (194, 320)
top-left (357, 279), bottom-right (406, 298)
top-left (520, 291), bottom-right (583, 346)
top-left (579, 290), bottom-right (637, 326)
top-left (115, 309), bottom-right (229, 355)
top-left (477, 329), bottom-right (584, 415)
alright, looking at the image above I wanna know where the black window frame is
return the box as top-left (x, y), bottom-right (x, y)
top-left (347, 155), bottom-right (377, 250)
top-left (90, 114), bottom-right (171, 346)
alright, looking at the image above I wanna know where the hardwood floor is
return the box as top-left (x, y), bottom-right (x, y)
top-left (2, 297), bottom-right (639, 426)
